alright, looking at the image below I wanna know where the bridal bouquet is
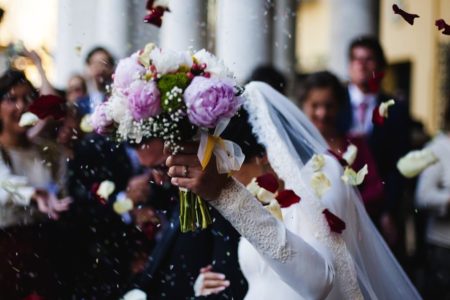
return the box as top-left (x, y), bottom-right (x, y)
top-left (91, 43), bottom-right (245, 232)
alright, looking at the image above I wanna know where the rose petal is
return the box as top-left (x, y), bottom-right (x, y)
top-left (113, 198), bottom-right (134, 215)
top-left (97, 180), bottom-right (116, 199)
top-left (19, 112), bottom-right (39, 127)
top-left (311, 172), bottom-right (331, 198)
top-left (392, 4), bottom-right (420, 25)
top-left (323, 209), bottom-right (346, 234)
top-left (144, 7), bottom-right (166, 27)
top-left (265, 199), bottom-right (283, 221)
top-left (311, 154), bottom-right (325, 172)
top-left (342, 144), bottom-right (358, 166)
top-left (80, 114), bottom-right (93, 133)
top-left (28, 94), bottom-right (66, 120)
top-left (341, 164), bottom-right (368, 186)
top-left (255, 173), bottom-right (279, 193)
top-left (122, 289), bottom-right (147, 300)
top-left (276, 189), bottom-right (301, 208)
top-left (397, 148), bottom-right (438, 178)
top-left (436, 19), bottom-right (450, 35)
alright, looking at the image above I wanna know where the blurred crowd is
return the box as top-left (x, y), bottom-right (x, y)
top-left (0, 9), bottom-right (449, 298)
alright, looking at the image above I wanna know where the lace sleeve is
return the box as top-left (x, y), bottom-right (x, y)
top-left (210, 178), bottom-right (334, 300)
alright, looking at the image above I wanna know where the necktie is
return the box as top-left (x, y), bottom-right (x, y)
top-left (357, 98), bottom-right (369, 130)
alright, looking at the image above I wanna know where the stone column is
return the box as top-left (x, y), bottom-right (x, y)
top-left (96, 0), bottom-right (130, 59)
top-left (216, 0), bottom-right (272, 82)
top-left (273, 0), bottom-right (299, 93)
top-left (160, 0), bottom-right (207, 51)
top-left (54, 0), bottom-right (97, 88)
top-left (328, 0), bottom-right (378, 79)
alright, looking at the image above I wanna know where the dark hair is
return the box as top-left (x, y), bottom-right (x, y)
top-left (85, 46), bottom-right (115, 66)
top-left (221, 109), bottom-right (265, 162)
top-left (348, 36), bottom-right (387, 69)
top-left (297, 71), bottom-right (346, 107)
top-left (0, 69), bottom-right (36, 99)
top-left (0, 7), bottom-right (4, 22)
top-left (246, 65), bottom-right (287, 94)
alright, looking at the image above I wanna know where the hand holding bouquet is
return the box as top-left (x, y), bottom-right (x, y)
top-left (91, 44), bottom-right (244, 232)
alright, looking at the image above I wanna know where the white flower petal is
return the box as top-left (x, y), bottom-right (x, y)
top-left (342, 144), bottom-right (358, 166)
top-left (193, 49), bottom-right (235, 79)
top-left (113, 198), bottom-right (134, 215)
top-left (311, 172), bottom-right (331, 198)
top-left (19, 112), bottom-right (39, 127)
top-left (265, 199), bottom-right (283, 221)
top-left (138, 43), bottom-right (156, 68)
top-left (80, 114), bottom-right (93, 133)
top-left (246, 178), bottom-right (275, 204)
top-left (397, 148), bottom-right (438, 178)
top-left (341, 164), bottom-right (368, 186)
top-left (122, 289), bottom-right (147, 300)
top-left (379, 99), bottom-right (395, 118)
top-left (97, 180), bottom-right (116, 199)
top-left (311, 154), bottom-right (326, 172)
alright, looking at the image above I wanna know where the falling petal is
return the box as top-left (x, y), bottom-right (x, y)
top-left (311, 154), bottom-right (325, 172)
top-left (276, 189), bottom-right (301, 208)
top-left (342, 144), bottom-right (358, 166)
top-left (97, 180), bottom-right (116, 199)
top-left (323, 209), bottom-right (346, 234)
top-left (392, 4), bottom-right (420, 25)
top-left (341, 164), bottom-right (368, 186)
top-left (435, 19), bottom-right (450, 35)
top-left (113, 198), bottom-right (134, 215)
top-left (265, 199), bottom-right (283, 221)
top-left (397, 148), bottom-right (438, 178)
top-left (311, 172), bottom-right (331, 198)
top-left (19, 112), bottom-right (39, 127)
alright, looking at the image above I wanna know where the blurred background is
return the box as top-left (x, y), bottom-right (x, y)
top-left (1, 0), bottom-right (449, 134)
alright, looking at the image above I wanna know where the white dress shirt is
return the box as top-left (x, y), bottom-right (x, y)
top-left (348, 84), bottom-right (377, 136)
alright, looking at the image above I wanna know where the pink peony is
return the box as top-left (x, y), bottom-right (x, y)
top-left (128, 80), bottom-right (161, 121)
top-left (91, 102), bottom-right (113, 134)
top-left (113, 53), bottom-right (145, 93)
top-left (184, 77), bottom-right (241, 128)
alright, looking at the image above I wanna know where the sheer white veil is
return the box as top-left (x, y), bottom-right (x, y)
top-left (243, 81), bottom-right (421, 300)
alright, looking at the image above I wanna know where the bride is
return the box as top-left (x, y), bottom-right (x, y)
top-left (166, 82), bottom-right (421, 299)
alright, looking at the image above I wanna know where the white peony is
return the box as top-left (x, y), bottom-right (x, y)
top-left (193, 49), bottom-right (235, 79)
top-left (311, 172), bottom-right (331, 198)
top-left (19, 112), bottom-right (39, 127)
top-left (149, 47), bottom-right (193, 74)
top-left (397, 148), bottom-right (438, 178)
top-left (342, 144), bottom-right (358, 166)
top-left (97, 180), bottom-right (116, 199)
top-left (107, 93), bottom-right (129, 123)
top-left (122, 289), bottom-right (147, 300)
top-left (341, 165), bottom-right (368, 186)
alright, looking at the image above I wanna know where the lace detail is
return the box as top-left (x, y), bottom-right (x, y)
top-left (243, 86), bottom-right (363, 299)
top-left (211, 178), bottom-right (293, 262)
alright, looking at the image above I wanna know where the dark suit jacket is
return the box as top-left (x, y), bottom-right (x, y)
top-left (340, 89), bottom-right (412, 214)
top-left (132, 183), bottom-right (248, 300)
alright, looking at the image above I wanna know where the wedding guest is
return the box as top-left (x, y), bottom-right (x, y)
top-left (83, 46), bottom-right (115, 111)
top-left (416, 102), bottom-right (450, 299)
top-left (339, 36), bottom-right (412, 252)
top-left (125, 139), bottom-right (247, 299)
top-left (66, 74), bottom-right (87, 103)
top-left (54, 103), bottom-right (144, 299)
top-left (299, 71), bottom-right (385, 222)
top-left (0, 69), bottom-right (70, 299)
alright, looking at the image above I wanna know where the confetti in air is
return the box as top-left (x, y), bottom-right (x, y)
top-left (435, 19), bottom-right (450, 35)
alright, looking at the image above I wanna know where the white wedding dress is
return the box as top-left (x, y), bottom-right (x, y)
top-left (208, 82), bottom-right (421, 300)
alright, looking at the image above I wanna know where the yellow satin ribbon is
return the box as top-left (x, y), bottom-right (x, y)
top-left (200, 134), bottom-right (225, 169)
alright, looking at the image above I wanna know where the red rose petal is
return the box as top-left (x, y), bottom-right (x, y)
top-left (22, 293), bottom-right (45, 300)
top-left (256, 173), bottom-right (279, 193)
top-left (276, 190), bottom-right (301, 208)
top-left (327, 149), bottom-right (348, 167)
top-left (323, 209), bottom-right (346, 234)
top-left (144, 7), bottom-right (166, 27)
top-left (28, 94), bottom-right (66, 120)
top-left (392, 4), bottom-right (420, 26)
top-left (436, 19), bottom-right (450, 35)
top-left (372, 106), bottom-right (385, 126)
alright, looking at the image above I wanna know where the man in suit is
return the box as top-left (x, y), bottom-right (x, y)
top-left (125, 139), bottom-right (248, 299)
top-left (339, 36), bottom-right (412, 256)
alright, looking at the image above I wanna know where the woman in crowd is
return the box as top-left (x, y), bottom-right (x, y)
top-left (416, 101), bottom-right (450, 299)
top-left (299, 71), bottom-right (385, 223)
top-left (0, 69), bottom-right (70, 299)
